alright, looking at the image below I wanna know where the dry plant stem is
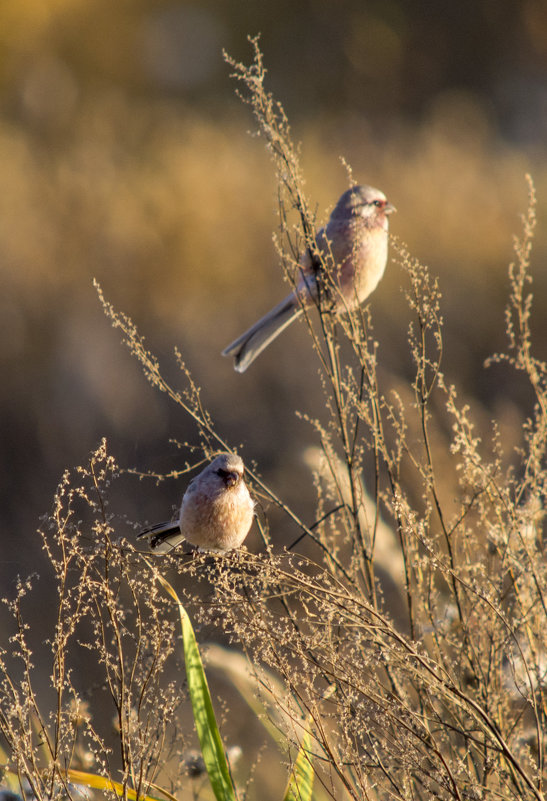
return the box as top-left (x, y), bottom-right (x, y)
top-left (362, 358), bottom-right (420, 640)
top-left (55, 446), bottom-right (175, 799)
top-left (398, 241), bottom-right (466, 625)
top-left (87, 460), bottom-right (131, 792)
top-left (506, 178), bottom-right (547, 502)
top-left (282, 189), bottom-right (379, 598)
top-left (49, 508), bottom-right (90, 798)
top-left (235, 551), bottom-right (545, 798)
top-left (225, 37), bottom-right (317, 255)
top-left (313, 279), bottom-right (383, 583)
top-left (324, 320), bottom-right (376, 596)
top-left (228, 38), bottom-right (377, 587)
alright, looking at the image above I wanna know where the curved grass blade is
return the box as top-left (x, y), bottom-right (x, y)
top-left (154, 570), bottom-right (237, 801)
top-left (282, 729), bottom-right (314, 801)
top-left (65, 769), bottom-right (169, 801)
top-left (0, 768), bottom-right (167, 801)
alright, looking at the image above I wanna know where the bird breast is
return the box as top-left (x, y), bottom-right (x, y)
top-left (180, 480), bottom-right (254, 550)
top-left (316, 217), bottom-right (388, 311)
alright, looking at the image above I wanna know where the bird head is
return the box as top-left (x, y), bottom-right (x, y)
top-left (331, 185), bottom-right (396, 226)
top-left (210, 453), bottom-right (245, 488)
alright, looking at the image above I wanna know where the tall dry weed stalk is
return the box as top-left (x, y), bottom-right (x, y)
top-left (1, 38), bottom-right (545, 801)
top-left (0, 445), bottom-right (186, 800)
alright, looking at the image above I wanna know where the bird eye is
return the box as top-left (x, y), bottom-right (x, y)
top-left (217, 468), bottom-right (229, 478)
top-left (372, 199), bottom-right (384, 208)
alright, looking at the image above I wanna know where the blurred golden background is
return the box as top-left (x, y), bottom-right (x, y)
top-left (1, 0), bottom-right (546, 613)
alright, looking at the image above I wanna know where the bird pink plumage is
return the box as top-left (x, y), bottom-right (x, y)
top-left (138, 453), bottom-right (254, 553)
top-left (222, 184), bottom-right (395, 372)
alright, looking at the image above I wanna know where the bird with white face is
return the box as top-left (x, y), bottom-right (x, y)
top-left (138, 453), bottom-right (254, 553)
top-left (222, 184), bottom-right (395, 372)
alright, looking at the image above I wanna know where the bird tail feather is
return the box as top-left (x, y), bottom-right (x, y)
top-left (222, 294), bottom-right (302, 372)
top-left (137, 521), bottom-right (182, 552)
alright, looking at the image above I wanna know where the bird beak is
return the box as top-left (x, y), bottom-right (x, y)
top-left (225, 472), bottom-right (240, 488)
top-left (384, 202), bottom-right (396, 215)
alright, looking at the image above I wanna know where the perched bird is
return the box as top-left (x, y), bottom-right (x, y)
top-left (138, 453), bottom-right (254, 553)
top-left (222, 184), bottom-right (395, 372)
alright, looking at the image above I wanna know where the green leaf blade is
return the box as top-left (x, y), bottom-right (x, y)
top-left (283, 730), bottom-right (314, 801)
top-left (156, 571), bottom-right (237, 801)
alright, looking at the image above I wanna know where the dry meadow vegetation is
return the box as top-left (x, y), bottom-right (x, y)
top-left (1, 40), bottom-right (547, 801)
